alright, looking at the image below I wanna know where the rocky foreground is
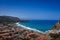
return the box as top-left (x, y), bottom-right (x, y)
top-left (0, 16), bottom-right (46, 40)
top-left (0, 23), bottom-right (46, 40)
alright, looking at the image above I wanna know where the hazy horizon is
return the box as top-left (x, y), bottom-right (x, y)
top-left (0, 0), bottom-right (60, 20)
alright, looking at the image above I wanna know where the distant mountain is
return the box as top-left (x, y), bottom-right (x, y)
top-left (0, 16), bottom-right (27, 24)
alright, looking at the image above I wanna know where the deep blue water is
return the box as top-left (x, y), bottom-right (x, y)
top-left (20, 20), bottom-right (57, 32)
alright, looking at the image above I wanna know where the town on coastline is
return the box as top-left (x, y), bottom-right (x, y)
top-left (0, 16), bottom-right (60, 40)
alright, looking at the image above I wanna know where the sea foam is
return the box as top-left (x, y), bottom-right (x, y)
top-left (16, 23), bottom-right (44, 34)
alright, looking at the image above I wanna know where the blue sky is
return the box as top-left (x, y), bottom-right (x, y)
top-left (0, 0), bottom-right (60, 20)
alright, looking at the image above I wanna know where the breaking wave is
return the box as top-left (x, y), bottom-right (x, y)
top-left (16, 23), bottom-right (44, 34)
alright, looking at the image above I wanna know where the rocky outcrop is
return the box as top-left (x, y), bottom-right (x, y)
top-left (51, 20), bottom-right (60, 30)
top-left (46, 20), bottom-right (60, 40)
top-left (46, 30), bottom-right (60, 40)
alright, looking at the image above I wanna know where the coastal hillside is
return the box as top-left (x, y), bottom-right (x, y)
top-left (0, 16), bottom-right (46, 40)
top-left (0, 16), bottom-right (60, 40)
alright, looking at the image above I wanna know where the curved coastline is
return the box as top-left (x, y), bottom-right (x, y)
top-left (16, 22), bottom-right (45, 34)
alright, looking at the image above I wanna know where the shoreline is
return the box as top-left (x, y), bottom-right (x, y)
top-left (16, 22), bottom-right (46, 34)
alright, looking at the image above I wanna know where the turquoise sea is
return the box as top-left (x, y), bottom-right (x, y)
top-left (20, 20), bottom-right (57, 32)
